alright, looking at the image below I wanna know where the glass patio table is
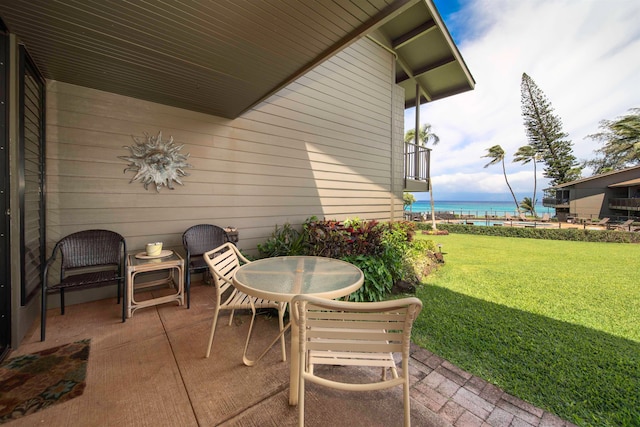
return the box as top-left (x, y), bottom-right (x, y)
top-left (233, 256), bottom-right (364, 405)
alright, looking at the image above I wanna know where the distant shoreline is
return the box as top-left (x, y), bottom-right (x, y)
top-left (406, 200), bottom-right (552, 216)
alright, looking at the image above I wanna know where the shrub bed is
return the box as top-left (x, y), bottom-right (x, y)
top-left (420, 223), bottom-right (640, 243)
top-left (258, 217), bottom-right (441, 301)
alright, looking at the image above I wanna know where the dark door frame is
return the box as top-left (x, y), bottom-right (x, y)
top-left (0, 22), bottom-right (11, 360)
top-left (18, 44), bottom-right (46, 306)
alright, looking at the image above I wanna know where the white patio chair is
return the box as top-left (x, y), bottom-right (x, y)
top-left (203, 243), bottom-right (287, 363)
top-left (292, 295), bottom-right (423, 427)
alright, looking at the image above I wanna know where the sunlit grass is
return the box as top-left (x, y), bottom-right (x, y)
top-left (412, 234), bottom-right (640, 426)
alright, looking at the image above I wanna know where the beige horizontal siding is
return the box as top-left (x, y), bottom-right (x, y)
top-left (45, 38), bottom-right (402, 258)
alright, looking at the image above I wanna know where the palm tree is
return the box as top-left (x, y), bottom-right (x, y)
top-left (404, 123), bottom-right (440, 146)
top-left (513, 145), bottom-right (540, 217)
top-left (585, 107), bottom-right (640, 174)
top-left (519, 197), bottom-right (535, 215)
top-left (404, 123), bottom-right (439, 229)
top-left (482, 145), bottom-right (522, 215)
top-left (403, 192), bottom-right (416, 211)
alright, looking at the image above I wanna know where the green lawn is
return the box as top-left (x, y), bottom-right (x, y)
top-left (412, 234), bottom-right (640, 427)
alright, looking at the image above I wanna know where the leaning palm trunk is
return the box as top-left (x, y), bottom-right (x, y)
top-left (483, 145), bottom-right (521, 215)
top-left (503, 161), bottom-right (521, 215)
top-left (429, 179), bottom-right (436, 230)
top-left (531, 160), bottom-right (537, 217)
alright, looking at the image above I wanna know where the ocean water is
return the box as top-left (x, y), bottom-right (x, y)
top-left (406, 200), bottom-right (552, 216)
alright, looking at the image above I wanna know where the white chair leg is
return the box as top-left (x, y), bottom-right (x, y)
top-left (403, 379), bottom-right (411, 427)
top-left (279, 302), bottom-right (287, 362)
top-left (242, 299), bottom-right (258, 366)
top-left (298, 364), bottom-right (305, 426)
top-left (243, 319), bottom-right (291, 366)
top-left (228, 308), bottom-right (235, 326)
top-left (242, 299), bottom-right (291, 366)
top-left (205, 306), bottom-right (221, 358)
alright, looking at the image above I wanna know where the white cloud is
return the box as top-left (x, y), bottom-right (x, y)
top-left (407, 0), bottom-right (640, 200)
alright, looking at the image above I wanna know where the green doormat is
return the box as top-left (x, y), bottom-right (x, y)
top-left (0, 339), bottom-right (90, 424)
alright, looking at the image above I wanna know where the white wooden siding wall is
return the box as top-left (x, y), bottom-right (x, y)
top-left (392, 84), bottom-right (405, 216)
top-left (45, 38), bottom-right (399, 257)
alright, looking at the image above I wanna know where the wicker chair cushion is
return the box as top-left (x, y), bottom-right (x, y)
top-left (48, 270), bottom-right (119, 291)
top-left (188, 256), bottom-right (208, 271)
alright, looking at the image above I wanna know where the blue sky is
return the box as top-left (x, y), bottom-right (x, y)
top-left (407, 0), bottom-right (640, 201)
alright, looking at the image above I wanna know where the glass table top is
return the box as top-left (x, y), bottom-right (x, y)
top-left (233, 256), bottom-right (364, 301)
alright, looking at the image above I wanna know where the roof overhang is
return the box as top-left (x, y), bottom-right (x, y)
top-left (0, 0), bottom-right (474, 119)
top-left (609, 177), bottom-right (640, 187)
top-left (548, 165), bottom-right (640, 189)
top-left (371, 1), bottom-right (475, 108)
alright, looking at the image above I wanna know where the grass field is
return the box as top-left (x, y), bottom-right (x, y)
top-left (412, 234), bottom-right (640, 426)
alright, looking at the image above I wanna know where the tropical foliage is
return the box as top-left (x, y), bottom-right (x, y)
top-left (258, 218), bottom-right (439, 302)
top-left (519, 196), bottom-right (535, 214)
top-left (404, 123), bottom-right (439, 146)
top-left (403, 192), bottom-right (416, 210)
top-left (513, 145), bottom-right (539, 216)
top-left (256, 222), bottom-right (305, 257)
top-left (482, 145), bottom-right (522, 214)
top-left (584, 107), bottom-right (640, 174)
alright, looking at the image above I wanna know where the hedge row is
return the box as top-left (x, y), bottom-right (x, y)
top-left (419, 223), bottom-right (640, 243)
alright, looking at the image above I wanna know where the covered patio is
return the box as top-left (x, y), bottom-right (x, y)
top-left (8, 281), bottom-right (570, 427)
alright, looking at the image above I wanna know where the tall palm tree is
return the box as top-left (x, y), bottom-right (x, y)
top-left (404, 123), bottom-right (440, 146)
top-left (404, 123), bottom-right (439, 229)
top-left (403, 192), bottom-right (416, 211)
top-left (513, 145), bottom-right (539, 217)
top-left (482, 145), bottom-right (522, 215)
top-left (519, 197), bottom-right (535, 215)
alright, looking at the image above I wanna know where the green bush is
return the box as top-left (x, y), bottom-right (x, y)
top-left (377, 221), bottom-right (417, 282)
top-left (257, 218), bottom-right (437, 302)
top-left (341, 254), bottom-right (392, 302)
top-left (257, 222), bottom-right (305, 257)
top-left (429, 223), bottom-right (640, 243)
top-left (303, 217), bottom-right (385, 258)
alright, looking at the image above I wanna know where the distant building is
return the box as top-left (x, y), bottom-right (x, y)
top-left (543, 165), bottom-right (640, 221)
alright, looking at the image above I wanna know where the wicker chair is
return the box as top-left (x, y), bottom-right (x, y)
top-left (41, 229), bottom-right (126, 341)
top-left (182, 224), bottom-right (229, 309)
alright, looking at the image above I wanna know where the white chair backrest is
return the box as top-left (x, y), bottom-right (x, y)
top-left (293, 295), bottom-right (423, 367)
top-left (203, 243), bottom-right (249, 292)
top-left (292, 295), bottom-right (422, 427)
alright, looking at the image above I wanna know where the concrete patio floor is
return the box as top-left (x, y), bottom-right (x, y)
top-left (8, 282), bottom-right (576, 426)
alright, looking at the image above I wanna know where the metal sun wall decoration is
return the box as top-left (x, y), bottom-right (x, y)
top-left (120, 131), bottom-right (192, 192)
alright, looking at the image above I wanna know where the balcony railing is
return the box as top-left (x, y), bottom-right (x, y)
top-left (609, 198), bottom-right (640, 211)
top-left (542, 197), bottom-right (569, 207)
top-left (404, 142), bottom-right (430, 182)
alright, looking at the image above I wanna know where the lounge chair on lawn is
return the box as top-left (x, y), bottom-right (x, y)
top-left (540, 213), bottom-right (550, 222)
top-left (519, 213), bottom-right (527, 221)
top-left (608, 219), bottom-right (634, 231)
top-left (595, 217), bottom-right (610, 227)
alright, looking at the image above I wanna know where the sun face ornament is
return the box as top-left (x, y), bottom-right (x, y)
top-left (120, 131), bottom-right (192, 192)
